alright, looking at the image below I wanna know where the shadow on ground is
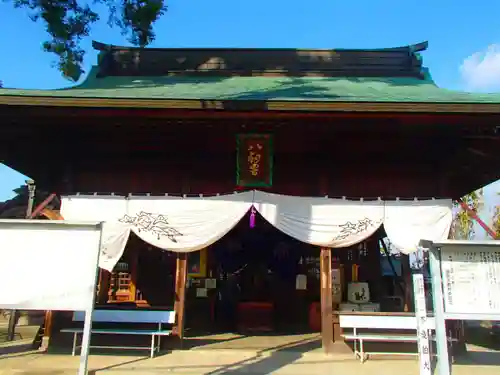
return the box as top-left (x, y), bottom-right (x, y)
top-left (202, 336), bottom-right (322, 374)
top-left (465, 326), bottom-right (500, 351)
top-left (455, 351), bottom-right (500, 366)
top-left (0, 343), bottom-right (35, 357)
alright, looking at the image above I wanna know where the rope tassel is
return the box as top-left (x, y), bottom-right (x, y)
top-left (249, 206), bottom-right (256, 229)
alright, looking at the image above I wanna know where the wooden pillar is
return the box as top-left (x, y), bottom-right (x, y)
top-left (320, 247), bottom-right (334, 354)
top-left (174, 253), bottom-right (188, 344)
top-left (129, 250), bottom-right (139, 302)
top-left (332, 262), bottom-right (344, 342)
top-left (40, 310), bottom-right (53, 351)
top-left (97, 270), bottom-right (111, 304)
top-left (43, 311), bottom-right (53, 336)
top-left (401, 254), bottom-right (413, 312)
top-left (41, 209), bottom-right (64, 351)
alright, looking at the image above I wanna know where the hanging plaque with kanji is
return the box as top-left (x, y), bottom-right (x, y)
top-left (236, 134), bottom-right (273, 187)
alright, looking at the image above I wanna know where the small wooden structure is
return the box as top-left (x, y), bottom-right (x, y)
top-left (1, 40), bottom-right (499, 354)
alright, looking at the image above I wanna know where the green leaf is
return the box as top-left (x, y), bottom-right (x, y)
top-left (9, 0), bottom-right (168, 81)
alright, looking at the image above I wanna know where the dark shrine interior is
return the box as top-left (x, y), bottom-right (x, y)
top-left (113, 209), bottom-right (400, 334)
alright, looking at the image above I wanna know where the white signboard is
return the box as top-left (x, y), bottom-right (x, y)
top-left (440, 244), bottom-right (500, 315)
top-left (423, 240), bottom-right (500, 375)
top-left (413, 273), bottom-right (432, 375)
top-left (0, 220), bottom-right (102, 311)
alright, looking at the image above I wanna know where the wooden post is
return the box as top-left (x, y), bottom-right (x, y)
top-left (44, 311), bottom-right (53, 337)
top-left (320, 247), bottom-right (334, 354)
top-left (129, 250), bottom-right (138, 302)
top-left (39, 208), bottom-right (64, 351)
top-left (97, 270), bottom-right (111, 304)
top-left (332, 262), bottom-right (344, 342)
top-left (174, 253), bottom-right (188, 346)
top-left (39, 310), bottom-right (53, 351)
top-left (401, 254), bottom-right (413, 312)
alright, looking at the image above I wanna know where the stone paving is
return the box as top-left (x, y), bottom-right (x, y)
top-left (1, 327), bottom-right (499, 375)
top-left (0, 323), bottom-right (39, 349)
top-left (0, 346), bottom-right (499, 375)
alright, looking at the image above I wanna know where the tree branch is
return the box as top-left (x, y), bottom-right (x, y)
top-left (9, 0), bottom-right (168, 81)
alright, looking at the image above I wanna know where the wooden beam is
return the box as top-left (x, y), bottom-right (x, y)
top-left (320, 247), bottom-right (334, 354)
top-left (174, 253), bottom-right (188, 346)
top-left (29, 193), bottom-right (57, 219)
top-left (5, 102), bottom-right (500, 123)
top-left (40, 208), bottom-right (63, 220)
top-left (458, 200), bottom-right (499, 240)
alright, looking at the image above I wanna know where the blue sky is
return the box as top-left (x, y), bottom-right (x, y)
top-left (1, 0), bottom-right (499, 223)
top-left (2, 0), bottom-right (500, 91)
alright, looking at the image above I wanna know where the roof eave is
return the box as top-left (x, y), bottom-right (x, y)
top-left (91, 40), bottom-right (429, 54)
top-left (2, 96), bottom-right (500, 113)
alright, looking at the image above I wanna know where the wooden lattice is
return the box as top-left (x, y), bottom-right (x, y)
top-left (108, 262), bottom-right (133, 301)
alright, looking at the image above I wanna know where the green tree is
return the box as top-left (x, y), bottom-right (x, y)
top-left (450, 189), bottom-right (484, 240)
top-left (8, 0), bottom-right (167, 82)
top-left (493, 193), bottom-right (500, 238)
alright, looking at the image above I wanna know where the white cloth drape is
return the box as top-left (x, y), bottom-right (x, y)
top-left (61, 192), bottom-right (254, 271)
top-left (61, 190), bottom-right (453, 271)
top-left (253, 191), bottom-right (384, 248)
top-left (383, 199), bottom-right (453, 255)
top-left (125, 192), bottom-right (254, 252)
top-left (99, 223), bottom-right (132, 272)
top-left (60, 196), bottom-right (131, 271)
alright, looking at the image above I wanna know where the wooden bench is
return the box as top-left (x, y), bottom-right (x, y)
top-left (61, 309), bottom-right (175, 358)
top-left (339, 314), bottom-right (436, 363)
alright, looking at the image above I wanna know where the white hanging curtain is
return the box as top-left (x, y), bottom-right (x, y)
top-left (125, 191), bottom-right (254, 253)
top-left (60, 196), bottom-right (131, 272)
top-left (383, 199), bottom-right (453, 254)
top-left (61, 191), bottom-right (453, 272)
top-left (253, 191), bottom-right (384, 248)
top-left (62, 191), bottom-right (255, 271)
top-left (99, 223), bottom-right (132, 272)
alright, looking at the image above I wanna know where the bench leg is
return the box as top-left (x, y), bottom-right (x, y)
top-left (359, 339), bottom-right (365, 363)
top-left (150, 335), bottom-right (155, 358)
top-left (157, 335), bottom-right (161, 353)
top-left (352, 329), bottom-right (358, 359)
top-left (72, 333), bottom-right (78, 356)
top-left (353, 341), bottom-right (360, 359)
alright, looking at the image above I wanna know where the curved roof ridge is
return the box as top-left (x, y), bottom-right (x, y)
top-left (91, 40), bottom-right (429, 53)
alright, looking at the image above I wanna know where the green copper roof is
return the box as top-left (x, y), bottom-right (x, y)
top-left (2, 66), bottom-right (500, 103)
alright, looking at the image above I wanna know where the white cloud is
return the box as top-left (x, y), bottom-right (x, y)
top-left (460, 44), bottom-right (500, 92)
